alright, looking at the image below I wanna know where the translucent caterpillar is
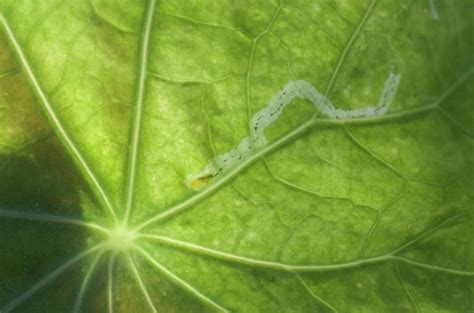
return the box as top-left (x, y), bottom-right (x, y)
top-left (186, 72), bottom-right (401, 190)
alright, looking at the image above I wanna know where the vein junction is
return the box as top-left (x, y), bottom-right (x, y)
top-left (186, 72), bottom-right (401, 189)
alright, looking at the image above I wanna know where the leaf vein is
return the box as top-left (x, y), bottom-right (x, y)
top-left (0, 13), bottom-right (118, 222)
top-left (135, 246), bottom-right (229, 312)
top-left (124, 0), bottom-right (157, 223)
top-left (126, 252), bottom-right (157, 313)
top-left (0, 245), bottom-right (102, 312)
top-left (295, 274), bottom-right (339, 313)
top-left (324, 0), bottom-right (378, 96)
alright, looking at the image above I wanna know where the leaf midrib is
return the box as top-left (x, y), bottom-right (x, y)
top-left (0, 12), bottom-right (118, 223)
top-left (123, 0), bottom-right (157, 224)
top-left (137, 210), bottom-right (474, 275)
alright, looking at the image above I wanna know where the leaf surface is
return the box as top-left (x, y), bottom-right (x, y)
top-left (0, 0), bottom-right (473, 312)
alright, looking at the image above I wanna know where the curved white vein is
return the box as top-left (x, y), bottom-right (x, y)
top-left (296, 274), bottom-right (339, 313)
top-left (324, 0), bottom-right (378, 95)
top-left (134, 246), bottom-right (230, 312)
top-left (139, 231), bottom-right (474, 276)
top-left (107, 253), bottom-right (117, 313)
top-left (138, 234), bottom-right (391, 272)
top-left (0, 208), bottom-right (108, 234)
top-left (126, 253), bottom-right (158, 313)
top-left (73, 251), bottom-right (105, 313)
top-left (0, 13), bottom-right (118, 223)
top-left (394, 257), bottom-right (474, 276)
top-left (124, 0), bottom-right (157, 224)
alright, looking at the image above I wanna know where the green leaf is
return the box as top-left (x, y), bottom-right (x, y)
top-left (1, 0), bottom-right (473, 312)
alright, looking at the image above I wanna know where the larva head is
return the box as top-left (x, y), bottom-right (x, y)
top-left (185, 164), bottom-right (218, 190)
top-left (190, 174), bottom-right (215, 190)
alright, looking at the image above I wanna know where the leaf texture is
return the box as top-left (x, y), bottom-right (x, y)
top-left (0, 1), bottom-right (473, 312)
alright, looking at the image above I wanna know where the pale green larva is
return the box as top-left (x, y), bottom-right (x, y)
top-left (186, 71), bottom-right (401, 190)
